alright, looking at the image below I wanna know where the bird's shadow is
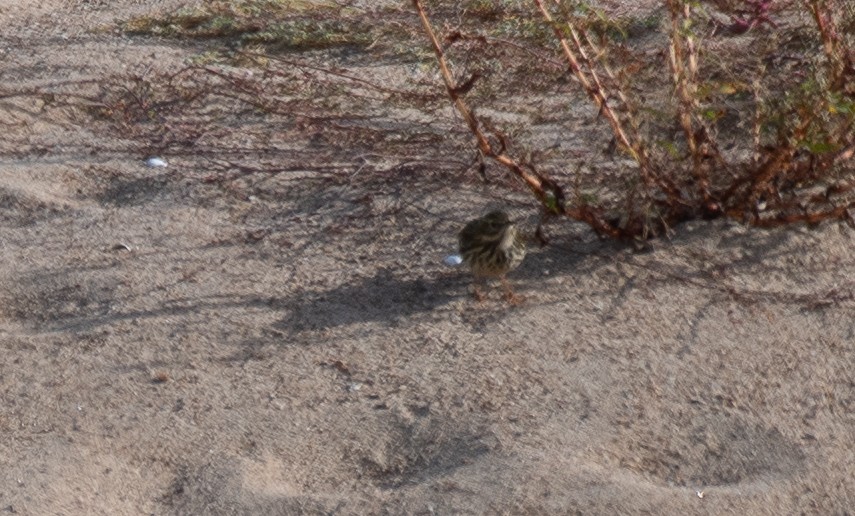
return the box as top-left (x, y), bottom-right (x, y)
top-left (276, 235), bottom-right (604, 339)
top-left (276, 268), bottom-right (469, 337)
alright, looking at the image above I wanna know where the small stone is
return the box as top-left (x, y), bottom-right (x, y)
top-left (443, 254), bottom-right (463, 266)
top-left (144, 157), bottom-right (168, 168)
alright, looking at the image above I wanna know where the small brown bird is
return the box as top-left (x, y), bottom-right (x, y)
top-left (458, 210), bottom-right (527, 302)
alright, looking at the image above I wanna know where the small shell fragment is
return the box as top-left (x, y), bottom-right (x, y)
top-left (145, 157), bottom-right (168, 168)
top-left (697, 491), bottom-right (704, 499)
top-left (443, 254), bottom-right (463, 266)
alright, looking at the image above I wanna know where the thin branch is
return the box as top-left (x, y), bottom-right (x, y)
top-left (412, 0), bottom-right (625, 237)
top-left (533, 0), bottom-right (684, 203)
top-left (667, 0), bottom-right (711, 202)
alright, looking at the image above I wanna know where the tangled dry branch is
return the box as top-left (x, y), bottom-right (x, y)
top-left (413, 0), bottom-right (854, 241)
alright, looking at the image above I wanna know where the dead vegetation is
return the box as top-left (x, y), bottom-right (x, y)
top-left (1, 0), bottom-right (853, 242)
top-left (414, 0), bottom-right (854, 241)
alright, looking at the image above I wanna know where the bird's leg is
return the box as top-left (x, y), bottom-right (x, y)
top-left (501, 275), bottom-right (523, 305)
top-left (473, 276), bottom-right (487, 302)
top-left (474, 288), bottom-right (487, 302)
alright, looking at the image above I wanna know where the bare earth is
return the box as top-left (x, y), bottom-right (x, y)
top-left (1, 1), bottom-right (853, 515)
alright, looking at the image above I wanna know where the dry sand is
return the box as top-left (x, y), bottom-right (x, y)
top-left (1, 1), bottom-right (853, 514)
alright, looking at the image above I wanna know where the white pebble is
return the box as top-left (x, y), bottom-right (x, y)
top-left (443, 254), bottom-right (463, 266)
top-left (144, 157), bottom-right (168, 168)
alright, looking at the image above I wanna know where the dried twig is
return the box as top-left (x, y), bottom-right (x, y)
top-left (412, 0), bottom-right (556, 203)
top-left (532, 0), bottom-right (675, 199)
top-left (667, 0), bottom-right (712, 202)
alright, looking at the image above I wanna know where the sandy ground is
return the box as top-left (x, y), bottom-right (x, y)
top-left (1, 1), bottom-right (854, 515)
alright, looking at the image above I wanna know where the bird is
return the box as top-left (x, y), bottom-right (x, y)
top-left (458, 210), bottom-right (527, 303)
